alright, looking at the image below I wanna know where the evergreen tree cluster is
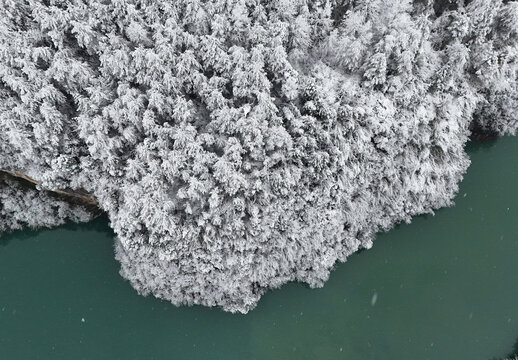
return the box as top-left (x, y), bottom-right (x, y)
top-left (0, 176), bottom-right (93, 233)
top-left (0, 0), bottom-right (516, 312)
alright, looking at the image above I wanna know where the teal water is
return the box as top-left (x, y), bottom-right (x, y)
top-left (1, 137), bottom-right (518, 360)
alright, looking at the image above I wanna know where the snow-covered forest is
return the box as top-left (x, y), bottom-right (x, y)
top-left (0, 0), bottom-right (516, 313)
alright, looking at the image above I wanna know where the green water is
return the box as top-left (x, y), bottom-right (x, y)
top-left (2, 137), bottom-right (518, 360)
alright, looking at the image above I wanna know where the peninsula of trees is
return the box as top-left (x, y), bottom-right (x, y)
top-left (0, 0), bottom-right (516, 312)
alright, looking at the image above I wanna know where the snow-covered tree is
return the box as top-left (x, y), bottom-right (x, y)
top-left (0, 0), bottom-right (516, 313)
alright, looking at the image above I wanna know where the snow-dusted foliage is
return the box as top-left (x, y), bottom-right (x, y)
top-left (0, 0), bottom-right (516, 312)
top-left (0, 177), bottom-right (93, 233)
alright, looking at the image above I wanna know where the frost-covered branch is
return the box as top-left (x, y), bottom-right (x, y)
top-left (0, 169), bottom-right (98, 206)
top-left (0, 176), bottom-right (94, 234)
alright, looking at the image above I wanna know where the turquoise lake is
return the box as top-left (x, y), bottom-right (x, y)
top-left (1, 136), bottom-right (518, 360)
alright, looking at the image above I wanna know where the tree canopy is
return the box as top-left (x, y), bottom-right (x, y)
top-left (0, 0), bottom-right (516, 312)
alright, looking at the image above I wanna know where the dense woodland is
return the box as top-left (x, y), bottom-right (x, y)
top-left (0, 0), bottom-right (516, 312)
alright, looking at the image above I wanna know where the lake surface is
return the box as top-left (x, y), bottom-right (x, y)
top-left (1, 136), bottom-right (518, 360)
